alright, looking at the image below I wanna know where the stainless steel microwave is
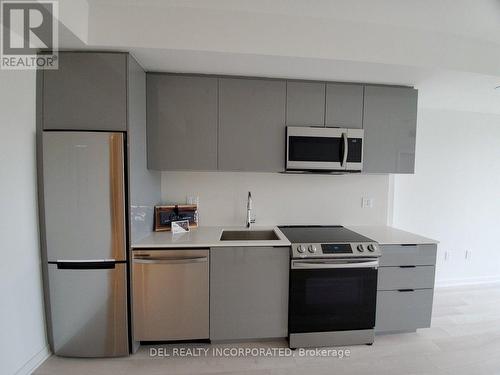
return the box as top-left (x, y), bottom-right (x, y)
top-left (286, 126), bottom-right (364, 172)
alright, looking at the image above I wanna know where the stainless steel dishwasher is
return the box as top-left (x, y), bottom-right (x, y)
top-left (132, 249), bottom-right (209, 341)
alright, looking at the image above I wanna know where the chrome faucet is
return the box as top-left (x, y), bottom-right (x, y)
top-left (246, 191), bottom-right (256, 228)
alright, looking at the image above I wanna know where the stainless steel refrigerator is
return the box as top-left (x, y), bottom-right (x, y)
top-left (41, 131), bottom-right (129, 357)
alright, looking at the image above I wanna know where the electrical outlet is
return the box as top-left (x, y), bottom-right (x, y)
top-left (186, 195), bottom-right (200, 206)
top-left (465, 250), bottom-right (472, 260)
top-left (361, 197), bottom-right (373, 209)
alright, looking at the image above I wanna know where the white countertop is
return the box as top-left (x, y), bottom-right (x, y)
top-left (132, 226), bottom-right (291, 249)
top-left (132, 225), bottom-right (438, 249)
top-left (345, 225), bottom-right (439, 245)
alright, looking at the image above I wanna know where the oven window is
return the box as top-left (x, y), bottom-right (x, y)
top-left (346, 138), bottom-right (362, 163)
top-left (288, 136), bottom-right (343, 162)
top-left (289, 268), bottom-right (377, 333)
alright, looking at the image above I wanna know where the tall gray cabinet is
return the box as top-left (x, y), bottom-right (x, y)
top-left (363, 86), bottom-right (418, 173)
top-left (127, 58), bottom-right (162, 243)
top-left (218, 78), bottom-right (286, 171)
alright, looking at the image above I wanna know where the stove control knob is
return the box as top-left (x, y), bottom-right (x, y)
top-left (308, 245), bottom-right (317, 253)
top-left (368, 244), bottom-right (377, 252)
top-left (357, 244), bottom-right (365, 252)
top-left (297, 245), bottom-right (306, 253)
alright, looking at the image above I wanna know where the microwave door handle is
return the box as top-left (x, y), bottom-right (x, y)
top-left (341, 132), bottom-right (348, 167)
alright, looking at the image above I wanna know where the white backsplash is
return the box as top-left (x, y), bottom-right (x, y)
top-left (161, 172), bottom-right (391, 227)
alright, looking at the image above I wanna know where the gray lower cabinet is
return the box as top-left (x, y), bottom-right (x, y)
top-left (147, 74), bottom-right (218, 170)
top-left (376, 289), bottom-right (434, 333)
top-left (376, 244), bottom-right (437, 334)
top-left (325, 83), bottom-right (364, 128)
top-left (210, 247), bottom-right (289, 341)
top-left (43, 52), bottom-right (127, 131)
top-left (286, 81), bottom-right (325, 126)
top-left (363, 85), bottom-right (418, 173)
top-left (218, 78), bottom-right (286, 171)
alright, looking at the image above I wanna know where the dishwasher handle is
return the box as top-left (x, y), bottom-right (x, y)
top-left (133, 256), bottom-right (208, 265)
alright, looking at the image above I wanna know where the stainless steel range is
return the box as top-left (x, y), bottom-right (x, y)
top-left (278, 225), bottom-right (381, 349)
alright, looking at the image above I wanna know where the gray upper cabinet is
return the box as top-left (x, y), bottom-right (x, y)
top-left (218, 78), bottom-right (286, 172)
top-left (363, 86), bottom-right (418, 173)
top-left (286, 81), bottom-right (325, 126)
top-left (43, 52), bottom-right (127, 131)
top-left (146, 74), bottom-right (218, 171)
top-left (325, 83), bottom-right (364, 128)
top-left (141, 72), bottom-right (418, 173)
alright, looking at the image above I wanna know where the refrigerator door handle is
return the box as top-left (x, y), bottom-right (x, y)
top-left (53, 260), bottom-right (118, 270)
top-left (109, 133), bottom-right (127, 261)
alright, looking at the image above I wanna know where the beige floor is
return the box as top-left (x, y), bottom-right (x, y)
top-left (34, 284), bottom-right (500, 375)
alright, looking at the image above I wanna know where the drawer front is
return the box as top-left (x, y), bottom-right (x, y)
top-left (379, 244), bottom-right (437, 266)
top-left (377, 266), bottom-right (435, 291)
top-left (376, 289), bottom-right (434, 333)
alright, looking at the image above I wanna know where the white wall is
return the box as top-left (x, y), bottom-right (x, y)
top-left (162, 172), bottom-right (391, 227)
top-left (0, 70), bottom-right (49, 374)
top-left (393, 108), bottom-right (500, 287)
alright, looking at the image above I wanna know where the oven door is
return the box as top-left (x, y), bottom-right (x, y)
top-left (289, 258), bottom-right (378, 334)
top-left (286, 126), bottom-right (346, 171)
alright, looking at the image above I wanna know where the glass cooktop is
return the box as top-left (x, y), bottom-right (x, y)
top-left (278, 225), bottom-right (374, 244)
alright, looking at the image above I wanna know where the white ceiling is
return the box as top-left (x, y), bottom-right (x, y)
top-left (86, 0), bottom-right (500, 45)
top-left (60, 0), bottom-right (500, 114)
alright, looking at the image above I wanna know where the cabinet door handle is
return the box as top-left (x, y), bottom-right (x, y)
top-left (399, 265), bottom-right (416, 268)
top-left (397, 289), bottom-right (415, 292)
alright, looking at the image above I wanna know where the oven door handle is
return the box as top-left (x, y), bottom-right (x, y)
top-left (291, 259), bottom-right (379, 270)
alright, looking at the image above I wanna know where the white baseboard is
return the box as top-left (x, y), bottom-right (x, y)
top-left (14, 346), bottom-right (51, 375)
top-left (436, 276), bottom-right (500, 288)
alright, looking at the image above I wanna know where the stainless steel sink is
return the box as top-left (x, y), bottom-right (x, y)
top-left (220, 230), bottom-right (280, 241)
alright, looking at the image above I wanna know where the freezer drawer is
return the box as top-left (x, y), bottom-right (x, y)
top-left (47, 262), bottom-right (129, 357)
top-left (133, 249), bottom-right (209, 341)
